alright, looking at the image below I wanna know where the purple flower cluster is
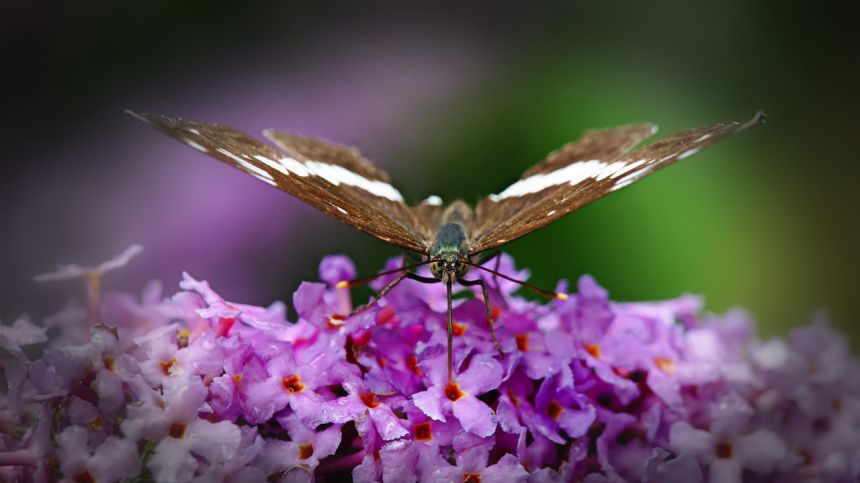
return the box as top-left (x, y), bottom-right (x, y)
top-left (2, 248), bottom-right (859, 482)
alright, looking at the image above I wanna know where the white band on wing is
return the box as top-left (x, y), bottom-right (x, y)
top-left (488, 159), bottom-right (649, 201)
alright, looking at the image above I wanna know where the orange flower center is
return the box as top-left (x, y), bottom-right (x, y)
top-left (583, 342), bottom-right (602, 359)
top-left (715, 442), bottom-right (733, 459)
top-left (160, 358), bottom-right (177, 375)
top-left (361, 392), bottom-right (381, 408)
top-left (445, 382), bottom-right (465, 402)
top-left (327, 313), bottom-right (346, 329)
top-left (298, 442), bottom-right (314, 460)
top-left (73, 471), bottom-right (96, 483)
top-left (217, 317), bottom-right (236, 337)
top-left (377, 306), bottom-right (397, 325)
top-left (463, 474), bottom-right (481, 483)
top-left (406, 354), bottom-right (424, 376)
top-left (508, 389), bottom-right (521, 407)
top-left (282, 375), bottom-right (305, 394)
top-left (177, 329), bottom-right (190, 348)
top-left (413, 421), bottom-right (433, 441)
top-left (88, 415), bottom-right (104, 431)
top-left (491, 305), bottom-right (502, 321)
top-left (452, 321), bottom-right (468, 336)
top-left (515, 334), bottom-right (529, 352)
top-left (655, 356), bottom-right (674, 373)
top-left (169, 421), bottom-right (187, 438)
top-left (103, 355), bottom-right (115, 372)
top-left (547, 400), bottom-right (564, 421)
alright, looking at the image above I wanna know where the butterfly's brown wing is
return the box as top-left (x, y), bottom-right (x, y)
top-left (469, 112), bottom-right (765, 254)
top-left (263, 129), bottom-right (446, 246)
top-left (129, 111), bottom-right (432, 253)
top-left (262, 130), bottom-right (393, 184)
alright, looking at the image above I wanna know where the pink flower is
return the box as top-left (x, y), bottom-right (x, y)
top-left (3, 250), bottom-right (858, 481)
top-left (56, 426), bottom-right (140, 483)
top-left (322, 378), bottom-right (409, 441)
top-left (413, 351), bottom-right (503, 438)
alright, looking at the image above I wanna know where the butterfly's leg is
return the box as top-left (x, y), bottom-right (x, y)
top-left (459, 278), bottom-right (503, 357)
top-left (398, 272), bottom-right (454, 381)
top-left (404, 272), bottom-right (437, 284)
top-left (350, 271), bottom-right (409, 316)
top-left (446, 279), bottom-right (454, 383)
top-left (353, 271), bottom-right (435, 308)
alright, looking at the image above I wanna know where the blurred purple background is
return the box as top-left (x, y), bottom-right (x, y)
top-left (3, 2), bottom-right (858, 344)
top-left (4, 21), bottom-right (497, 318)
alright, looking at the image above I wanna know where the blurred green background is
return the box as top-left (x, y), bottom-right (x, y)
top-left (3, 2), bottom-right (857, 345)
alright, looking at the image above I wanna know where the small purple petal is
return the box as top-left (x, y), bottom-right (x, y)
top-left (497, 398), bottom-right (522, 434)
top-left (89, 437), bottom-right (141, 482)
top-left (187, 419), bottom-right (242, 463)
top-left (320, 395), bottom-right (367, 424)
top-left (669, 422), bottom-right (714, 462)
top-left (481, 453), bottom-right (529, 483)
top-left (148, 438), bottom-right (197, 482)
top-left (318, 255), bottom-right (357, 285)
top-left (313, 424), bottom-right (343, 460)
top-left (369, 405), bottom-right (410, 441)
top-left (293, 281), bottom-right (331, 326)
top-left (458, 353), bottom-right (504, 394)
top-left (379, 439), bottom-right (419, 483)
top-left (452, 394), bottom-right (497, 438)
top-left (735, 430), bottom-right (786, 474)
top-left (645, 448), bottom-right (704, 483)
top-left (413, 386), bottom-right (446, 422)
top-left (557, 404), bottom-right (595, 439)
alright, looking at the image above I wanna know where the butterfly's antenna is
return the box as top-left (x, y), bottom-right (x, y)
top-left (336, 259), bottom-right (434, 289)
top-left (465, 262), bottom-right (569, 300)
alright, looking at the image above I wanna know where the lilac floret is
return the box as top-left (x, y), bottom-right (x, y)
top-left (319, 254), bottom-right (357, 286)
top-left (1, 249), bottom-right (858, 482)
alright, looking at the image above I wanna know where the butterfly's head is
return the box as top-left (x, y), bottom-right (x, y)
top-left (429, 253), bottom-right (469, 283)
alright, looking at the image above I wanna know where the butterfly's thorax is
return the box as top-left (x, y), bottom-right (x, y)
top-left (429, 202), bottom-right (472, 282)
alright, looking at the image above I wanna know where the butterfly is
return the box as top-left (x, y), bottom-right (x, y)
top-left (129, 109), bottom-right (764, 381)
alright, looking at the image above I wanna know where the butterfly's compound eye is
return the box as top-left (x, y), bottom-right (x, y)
top-left (429, 261), bottom-right (443, 280)
top-left (454, 259), bottom-right (470, 280)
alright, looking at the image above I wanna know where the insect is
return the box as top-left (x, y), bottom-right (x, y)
top-left (129, 110), bottom-right (764, 381)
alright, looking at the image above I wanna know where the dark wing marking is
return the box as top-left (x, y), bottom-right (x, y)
top-left (469, 111), bottom-right (765, 254)
top-left (127, 111), bottom-right (432, 253)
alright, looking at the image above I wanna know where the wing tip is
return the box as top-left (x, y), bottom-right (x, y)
top-left (124, 109), bottom-right (154, 125)
top-left (644, 122), bottom-right (659, 135)
top-left (738, 110), bottom-right (767, 131)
